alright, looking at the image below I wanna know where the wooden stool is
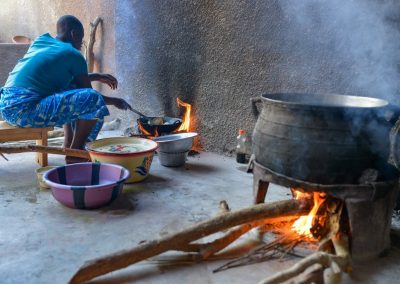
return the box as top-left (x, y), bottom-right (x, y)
top-left (0, 121), bottom-right (54, 166)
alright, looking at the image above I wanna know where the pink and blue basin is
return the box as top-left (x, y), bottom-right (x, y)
top-left (43, 162), bottom-right (130, 209)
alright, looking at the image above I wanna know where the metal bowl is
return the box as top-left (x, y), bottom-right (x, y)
top-left (153, 132), bottom-right (198, 153)
top-left (158, 151), bottom-right (189, 167)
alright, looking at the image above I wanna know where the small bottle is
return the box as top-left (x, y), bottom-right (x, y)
top-left (236, 129), bottom-right (249, 164)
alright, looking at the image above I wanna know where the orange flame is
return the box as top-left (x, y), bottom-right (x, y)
top-left (138, 123), bottom-right (152, 136)
top-left (292, 191), bottom-right (325, 238)
top-left (176, 98), bottom-right (191, 132)
top-left (292, 189), bottom-right (310, 200)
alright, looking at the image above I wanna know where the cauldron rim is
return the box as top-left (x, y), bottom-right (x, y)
top-left (261, 93), bottom-right (388, 109)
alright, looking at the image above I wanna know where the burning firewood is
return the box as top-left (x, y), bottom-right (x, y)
top-left (69, 199), bottom-right (307, 284)
top-left (183, 216), bottom-right (299, 259)
top-left (210, 190), bottom-right (351, 283)
top-left (70, 186), bottom-right (352, 284)
top-left (254, 192), bottom-right (351, 284)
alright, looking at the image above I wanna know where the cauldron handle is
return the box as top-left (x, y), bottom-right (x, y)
top-left (388, 117), bottom-right (400, 170)
top-left (250, 97), bottom-right (263, 118)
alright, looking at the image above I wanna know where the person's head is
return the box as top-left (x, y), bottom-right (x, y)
top-left (56, 15), bottom-right (84, 50)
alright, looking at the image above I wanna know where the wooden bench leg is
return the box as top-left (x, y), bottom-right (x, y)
top-left (36, 129), bottom-right (48, 167)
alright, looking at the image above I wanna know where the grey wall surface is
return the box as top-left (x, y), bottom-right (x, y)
top-left (115, 0), bottom-right (400, 153)
top-left (1, 0), bottom-right (400, 154)
top-left (0, 44), bottom-right (29, 85)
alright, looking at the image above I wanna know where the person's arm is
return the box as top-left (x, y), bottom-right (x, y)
top-left (88, 73), bottom-right (118, 90)
top-left (74, 74), bottom-right (132, 110)
top-left (73, 74), bottom-right (92, 89)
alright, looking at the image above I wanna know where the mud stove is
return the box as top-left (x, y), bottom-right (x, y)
top-left (248, 158), bottom-right (398, 262)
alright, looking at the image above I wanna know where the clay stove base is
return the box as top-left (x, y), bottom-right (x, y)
top-left (248, 158), bottom-right (399, 262)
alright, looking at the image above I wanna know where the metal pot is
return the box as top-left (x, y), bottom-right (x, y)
top-left (252, 93), bottom-right (399, 184)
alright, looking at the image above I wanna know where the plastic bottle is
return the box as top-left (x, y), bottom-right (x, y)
top-left (236, 129), bottom-right (249, 164)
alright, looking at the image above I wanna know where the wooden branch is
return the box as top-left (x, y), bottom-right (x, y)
top-left (70, 199), bottom-right (302, 284)
top-left (332, 234), bottom-right (350, 259)
top-left (200, 221), bottom-right (261, 258)
top-left (257, 251), bottom-right (349, 284)
top-left (0, 145), bottom-right (90, 159)
top-left (331, 233), bottom-right (351, 273)
top-left (294, 263), bottom-right (324, 284)
top-left (257, 233), bottom-right (351, 284)
top-left (199, 215), bottom-right (305, 259)
top-left (323, 261), bottom-right (342, 284)
top-left (0, 153), bottom-right (8, 161)
top-left (86, 17), bottom-right (102, 73)
top-left (218, 200), bottom-right (231, 215)
top-left (178, 215), bottom-right (306, 257)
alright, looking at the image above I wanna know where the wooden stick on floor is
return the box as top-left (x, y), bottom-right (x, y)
top-left (257, 251), bottom-right (349, 284)
top-left (0, 153), bottom-right (8, 161)
top-left (70, 199), bottom-right (304, 284)
top-left (0, 145), bottom-right (90, 159)
top-left (257, 233), bottom-right (351, 284)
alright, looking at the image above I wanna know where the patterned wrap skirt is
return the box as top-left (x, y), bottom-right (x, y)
top-left (0, 87), bottom-right (110, 141)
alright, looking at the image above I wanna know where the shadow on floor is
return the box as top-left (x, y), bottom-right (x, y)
top-left (184, 162), bottom-right (221, 174)
top-left (98, 195), bottom-right (136, 216)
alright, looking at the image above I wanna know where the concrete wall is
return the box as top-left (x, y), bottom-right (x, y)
top-left (0, 44), bottom-right (29, 85)
top-left (1, 0), bottom-right (400, 154)
top-left (115, 0), bottom-right (400, 153)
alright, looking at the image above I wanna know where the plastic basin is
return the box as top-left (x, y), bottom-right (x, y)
top-left (44, 162), bottom-right (130, 209)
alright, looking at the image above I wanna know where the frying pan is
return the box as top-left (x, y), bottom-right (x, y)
top-left (137, 116), bottom-right (182, 135)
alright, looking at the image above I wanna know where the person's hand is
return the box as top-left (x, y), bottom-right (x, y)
top-left (90, 73), bottom-right (118, 90)
top-left (111, 97), bottom-right (132, 111)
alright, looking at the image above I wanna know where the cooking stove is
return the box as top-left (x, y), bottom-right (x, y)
top-left (247, 156), bottom-right (399, 261)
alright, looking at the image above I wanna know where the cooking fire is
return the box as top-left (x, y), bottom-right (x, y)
top-left (137, 97), bottom-right (192, 137)
top-left (292, 191), bottom-right (330, 238)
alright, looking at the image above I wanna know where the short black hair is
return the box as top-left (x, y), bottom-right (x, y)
top-left (57, 15), bottom-right (83, 34)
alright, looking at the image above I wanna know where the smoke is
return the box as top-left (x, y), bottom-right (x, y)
top-left (278, 0), bottom-right (400, 103)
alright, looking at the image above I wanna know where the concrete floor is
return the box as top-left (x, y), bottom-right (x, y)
top-left (1, 138), bottom-right (400, 283)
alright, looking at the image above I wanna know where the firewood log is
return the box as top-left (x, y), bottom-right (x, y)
top-left (257, 233), bottom-right (351, 284)
top-left (0, 145), bottom-right (90, 159)
top-left (70, 199), bottom-right (303, 284)
top-left (257, 251), bottom-right (349, 284)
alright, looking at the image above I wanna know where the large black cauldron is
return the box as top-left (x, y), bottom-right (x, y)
top-left (252, 93), bottom-right (399, 184)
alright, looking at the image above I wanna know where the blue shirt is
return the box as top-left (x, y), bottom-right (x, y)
top-left (4, 33), bottom-right (87, 96)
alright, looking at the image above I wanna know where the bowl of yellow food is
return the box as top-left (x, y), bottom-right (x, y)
top-left (86, 137), bottom-right (158, 183)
